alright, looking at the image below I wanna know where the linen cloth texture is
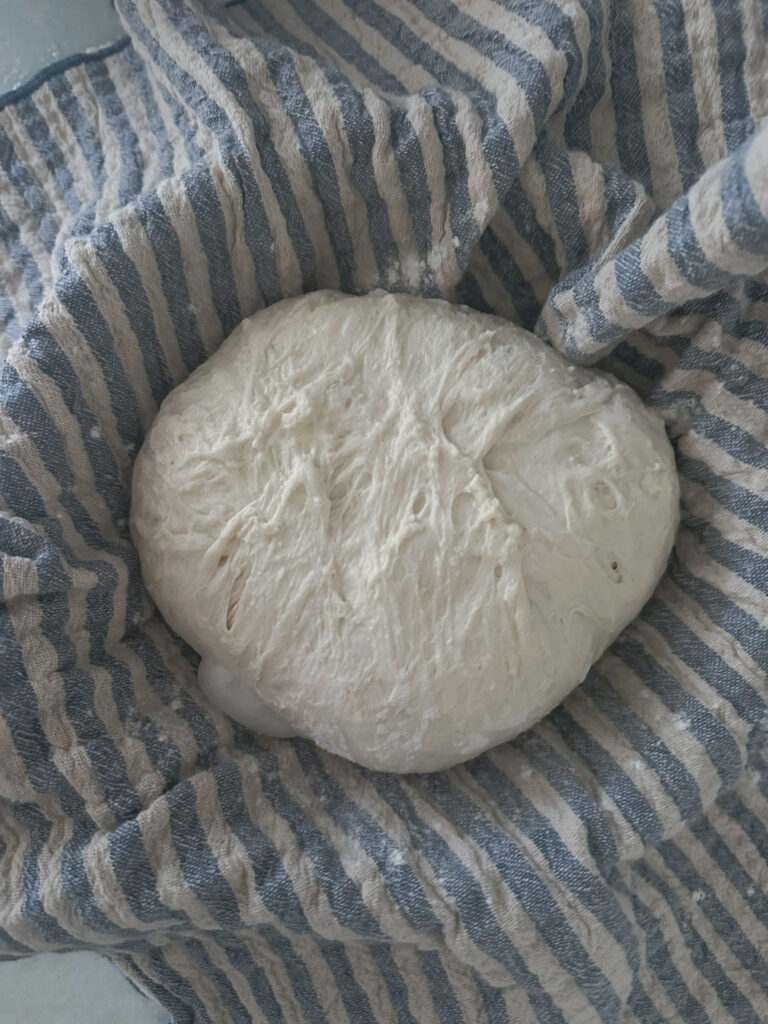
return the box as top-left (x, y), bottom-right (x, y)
top-left (1, 0), bottom-right (767, 1021)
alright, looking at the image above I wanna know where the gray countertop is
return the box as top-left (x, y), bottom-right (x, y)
top-left (0, 952), bottom-right (170, 1024)
top-left (0, 0), bottom-right (124, 94)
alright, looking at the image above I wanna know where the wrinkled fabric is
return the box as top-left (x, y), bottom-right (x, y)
top-left (0, 1), bottom-right (767, 1021)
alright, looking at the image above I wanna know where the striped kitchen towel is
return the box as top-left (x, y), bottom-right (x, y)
top-left (1, 0), bottom-right (767, 1021)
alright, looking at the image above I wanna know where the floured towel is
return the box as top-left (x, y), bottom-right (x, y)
top-left (1, 1), bottom-right (767, 1021)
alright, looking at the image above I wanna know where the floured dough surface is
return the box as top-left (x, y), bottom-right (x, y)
top-left (131, 291), bottom-right (679, 772)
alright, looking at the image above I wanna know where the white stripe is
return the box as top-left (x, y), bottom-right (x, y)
top-left (0, 757), bottom-right (54, 950)
top-left (629, 0), bottom-right (683, 205)
top-left (110, 205), bottom-right (189, 387)
top-left (153, 175), bottom-right (223, 351)
top-left (136, 0), bottom-right (302, 297)
top-left (32, 83), bottom-right (95, 207)
top-left (158, 939), bottom-right (237, 1023)
top-left (362, 90), bottom-right (422, 287)
top-left (738, 0), bottom-right (768, 127)
top-left (64, 237), bottom-right (158, 430)
top-left (458, 751), bottom-right (635, 1002)
top-left (236, 0), bottom-right (437, 94)
top-left (64, 65), bottom-right (124, 227)
top-left (646, 843), bottom-right (768, 1020)
top-left (0, 163), bottom-right (56, 295)
top-left (623, 858), bottom-right (743, 1024)
top-left (136, 794), bottom-right (221, 930)
top-left (564, 687), bottom-right (686, 848)
top-left (290, 51), bottom-right (380, 290)
top-left (391, 776), bottom-right (600, 1018)
top-left (676, 525), bottom-right (768, 630)
top-left (689, 154), bottom-right (768, 276)
top-left (196, 936), bottom-right (272, 1023)
top-left (404, 92), bottom-right (462, 293)
top-left (682, 0), bottom-right (727, 169)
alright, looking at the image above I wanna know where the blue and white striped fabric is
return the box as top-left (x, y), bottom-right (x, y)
top-left (1, 0), bottom-right (767, 1020)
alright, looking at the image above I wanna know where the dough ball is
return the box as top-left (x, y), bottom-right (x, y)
top-left (131, 291), bottom-right (679, 773)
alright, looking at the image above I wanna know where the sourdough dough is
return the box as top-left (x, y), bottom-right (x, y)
top-left (131, 291), bottom-right (679, 772)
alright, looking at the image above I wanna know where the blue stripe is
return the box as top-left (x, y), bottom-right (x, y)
top-left (514, 729), bottom-right (620, 871)
top-left (0, 125), bottom-right (60, 250)
top-left (112, 955), bottom-right (195, 1022)
top-left (684, 514), bottom-right (768, 596)
top-left (626, 976), bottom-right (670, 1024)
top-left (0, 279), bottom-right (23, 341)
top-left (689, 812), bottom-right (768, 936)
top-left (611, 630), bottom-right (746, 779)
top-left (468, 751), bottom-right (638, 968)
top-left (369, 944), bottom-right (419, 1024)
top-left (563, 0), bottom-right (606, 151)
top-left (417, 949), bottom-right (465, 1022)
top-left (535, 138), bottom-right (590, 273)
top-left (316, 939), bottom-right (378, 1024)
top-left (206, 760), bottom-right (309, 931)
top-left (238, 0), bottom-right (402, 283)
top-left (408, 0), bottom-right (552, 128)
top-left (293, 745), bottom-right (441, 933)
top-left (95, 223), bottom-right (175, 405)
top-left (421, 772), bottom-right (624, 1022)
top-left (14, 96), bottom-right (82, 217)
top-left (244, 926), bottom-right (328, 1024)
top-left (426, 87), bottom-right (480, 270)
top-left (254, 38), bottom-right (354, 290)
top-left (121, 0), bottom-right (300, 303)
top-left (84, 61), bottom-right (145, 207)
top-left (185, 938), bottom-right (254, 1020)
top-left (477, 225), bottom-right (539, 327)
top-left (121, 47), bottom-right (176, 183)
top-left (626, 883), bottom-right (713, 1024)
top-left (180, 167), bottom-right (241, 333)
top-left (678, 451), bottom-right (768, 532)
top-left (163, 778), bottom-right (245, 929)
top-left (548, 705), bottom-right (664, 844)
top-left (0, 201), bottom-right (45, 310)
top-left (11, 803), bottom-right (79, 945)
top-left (665, 197), bottom-right (727, 290)
top-left (652, 0), bottom-right (704, 189)
top-left (455, 271), bottom-right (493, 313)
top-left (51, 269), bottom-right (144, 447)
top-left (245, 0), bottom-right (407, 94)
top-left (305, 0), bottom-right (560, 279)
top-left (144, 945), bottom-right (217, 1022)
top-left (44, 76), bottom-right (104, 240)
top-left (107, 819), bottom-right (188, 927)
top-left (711, 0), bottom-right (754, 151)
top-left (151, 75), bottom-right (206, 168)
top-left (608, 1), bottom-right (653, 194)
top-left (134, 189), bottom-right (209, 373)
top-left (389, 104), bottom-right (441, 296)
top-left (667, 559), bottom-right (768, 670)
top-left (212, 935), bottom-right (289, 1022)
top-left (247, 740), bottom-right (384, 939)
top-left (367, 771), bottom-right (571, 1023)
top-left (473, 968), bottom-right (511, 1024)
top-left (579, 665), bottom-right (706, 813)
top-left (639, 851), bottom-right (765, 1023)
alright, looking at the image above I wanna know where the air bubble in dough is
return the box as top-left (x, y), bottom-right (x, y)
top-left (131, 291), bottom-right (679, 773)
